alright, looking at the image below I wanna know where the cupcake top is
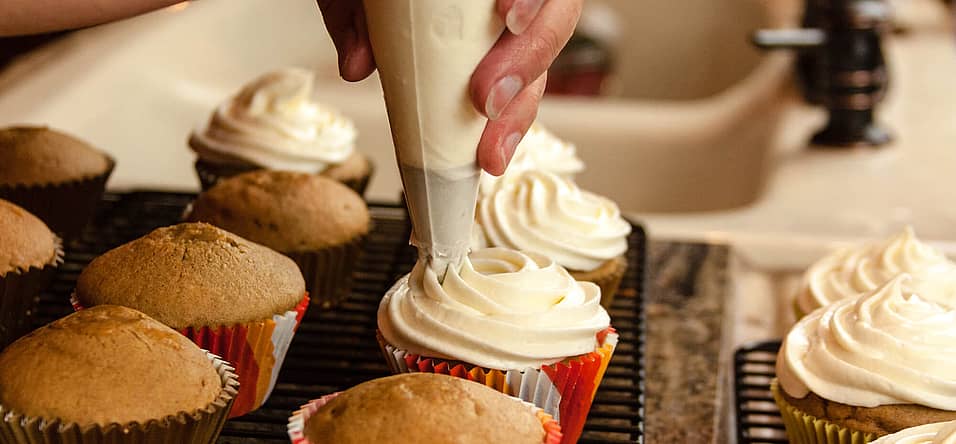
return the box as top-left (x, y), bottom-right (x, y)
top-left (479, 124), bottom-right (584, 194)
top-left (778, 274), bottom-right (956, 410)
top-left (0, 199), bottom-right (59, 275)
top-left (75, 223), bottom-right (305, 328)
top-left (0, 126), bottom-right (112, 186)
top-left (304, 373), bottom-right (547, 444)
top-left (189, 67), bottom-right (356, 173)
top-left (186, 170), bottom-right (369, 252)
top-left (796, 227), bottom-right (956, 315)
top-left (872, 421), bottom-right (956, 444)
top-left (476, 170), bottom-right (630, 272)
top-left (0, 305), bottom-right (221, 427)
top-left (378, 247), bottom-right (610, 370)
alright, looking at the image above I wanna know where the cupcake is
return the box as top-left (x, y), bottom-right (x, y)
top-left (189, 68), bottom-right (372, 194)
top-left (185, 170), bottom-right (370, 309)
top-left (0, 199), bottom-right (62, 348)
top-left (774, 274), bottom-right (956, 443)
top-left (73, 222), bottom-right (308, 418)
top-left (377, 247), bottom-right (617, 444)
top-left (287, 373), bottom-right (562, 444)
top-left (0, 305), bottom-right (238, 443)
top-left (0, 126), bottom-right (115, 240)
top-left (478, 123), bottom-right (584, 195)
top-left (475, 170), bottom-right (630, 307)
top-left (871, 421), bottom-right (956, 443)
top-left (794, 227), bottom-right (956, 318)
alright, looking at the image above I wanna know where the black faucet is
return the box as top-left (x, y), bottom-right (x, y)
top-left (753, 0), bottom-right (892, 148)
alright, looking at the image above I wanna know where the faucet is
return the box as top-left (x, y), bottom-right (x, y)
top-left (753, 0), bottom-right (892, 148)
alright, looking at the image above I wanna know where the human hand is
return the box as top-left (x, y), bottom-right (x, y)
top-left (317, 0), bottom-right (583, 176)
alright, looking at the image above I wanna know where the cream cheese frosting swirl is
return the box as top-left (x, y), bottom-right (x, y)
top-left (476, 170), bottom-right (630, 271)
top-left (377, 247), bottom-right (610, 370)
top-left (872, 421), bottom-right (956, 444)
top-left (778, 274), bottom-right (956, 410)
top-left (479, 124), bottom-right (584, 194)
top-left (189, 67), bottom-right (356, 173)
top-left (796, 227), bottom-right (956, 315)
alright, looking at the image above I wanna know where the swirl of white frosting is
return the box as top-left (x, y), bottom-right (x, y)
top-left (796, 227), bottom-right (956, 315)
top-left (479, 124), bottom-right (584, 194)
top-left (476, 170), bottom-right (630, 271)
top-left (873, 421), bottom-right (956, 444)
top-left (377, 247), bottom-right (611, 370)
top-left (189, 68), bottom-right (356, 173)
top-left (778, 274), bottom-right (956, 410)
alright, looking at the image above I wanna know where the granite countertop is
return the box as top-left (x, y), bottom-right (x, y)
top-left (644, 240), bottom-right (731, 443)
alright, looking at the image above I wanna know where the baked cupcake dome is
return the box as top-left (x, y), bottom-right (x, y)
top-left (293, 373), bottom-right (558, 444)
top-left (74, 222), bottom-right (308, 417)
top-left (0, 305), bottom-right (236, 442)
top-left (0, 126), bottom-right (114, 239)
top-left (0, 198), bottom-right (62, 348)
top-left (775, 274), bottom-right (956, 440)
top-left (185, 170), bottom-right (369, 309)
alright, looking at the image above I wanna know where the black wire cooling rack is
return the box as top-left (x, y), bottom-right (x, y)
top-left (28, 191), bottom-right (648, 444)
top-left (734, 340), bottom-right (787, 444)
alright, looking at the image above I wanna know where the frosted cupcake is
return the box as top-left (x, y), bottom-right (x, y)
top-left (190, 68), bottom-right (372, 194)
top-left (774, 274), bottom-right (956, 443)
top-left (377, 247), bottom-right (617, 444)
top-left (871, 421), bottom-right (956, 443)
top-left (475, 170), bottom-right (630, 307)
top-left (795, 227), bottom-right (956, 318)
top-left (479, 124), bottom-right (584, 195)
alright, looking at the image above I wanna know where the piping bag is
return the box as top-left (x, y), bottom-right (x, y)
top-left (364, 0), bottom-right (504, 281)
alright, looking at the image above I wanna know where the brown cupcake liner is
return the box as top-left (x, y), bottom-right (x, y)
top-left (0, 351), bottom-right (239, 444)
top-left (0, 240), bottom-right (63, 349)
top-left (0, 159), bottom-right (114, 241)
top-left (194, 160), bottom-right (373, 196)
top-left (287, 234), bottom-right (367, 310)
top-left (570, 255), bottom-right (628, 309)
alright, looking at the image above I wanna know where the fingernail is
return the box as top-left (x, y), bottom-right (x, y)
top-left (485, 76), bottom-right (523, 120)
top-left (506, 0), bottom-right (545, 35)
top-left (501, 132), bottom-right (523, 171)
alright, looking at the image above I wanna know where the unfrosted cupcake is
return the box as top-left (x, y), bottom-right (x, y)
top-left (871, 421), bottom-right (956, 443)
top-left (287, 373), bottom-right (562, 444)
top-left (794, 227), bottom-right (956, 318)
top-left (479, 123), bottom-right (584, 195)
top-left (0, 199), bottom-right (62, 348)
top-left (377, 247), bottom-right (617, 443)
top-left (774, 274), bottom-right (956, 443)
top-left (0, 305), bottom-right (238, 444)
top-left (185, 170), bottom-right (370, 309)
top-left (74, 223), bottom-right (308, 418)
top-left (475, 170), bottom-right (630, 307)
top-left (190, 68), bottom-right (372, 194)
top-left (0, 126), bottom-right (114, 239)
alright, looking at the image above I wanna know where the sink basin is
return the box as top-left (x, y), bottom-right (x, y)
top-left (537, 0), bottom-right (800, 213)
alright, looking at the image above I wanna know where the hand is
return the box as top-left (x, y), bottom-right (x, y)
top-left (317, 0), bottom-right (583, 176)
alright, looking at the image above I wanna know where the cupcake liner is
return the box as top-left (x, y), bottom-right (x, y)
top-left (287, 235), bottom-right (366, 310)
top-left (377, 328), bottom-right (618, 444)
top-left (287, 391), bottom-right (563, 444)
top-left (771, 379), bottom-right (878, 444)
top-left (0, 240), bottom-right (63, 349)
top-left (73, 294), bottom-right (310, 418)
top-left (195, 159), bottom-right (372, 196)
top-left (0, 159), bottom-right (115, 241)
top-left (0, 351), bottom-right (239, 444)
top-left (570, 256), bottom-right (628, 309)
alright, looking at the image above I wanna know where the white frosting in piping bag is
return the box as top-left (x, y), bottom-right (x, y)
top-left (189, 68), bottom-right (356, 173)
top-left (778, 274), bottom-right (956, 410)
top-left (872, 421), bottom-right (956, 444)
top-left (795, 227), bottom-right (956, 315)
top-left (363, 0), bottom-right (504, 276)
top-left (378, 247), bottom-right (611, 370)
